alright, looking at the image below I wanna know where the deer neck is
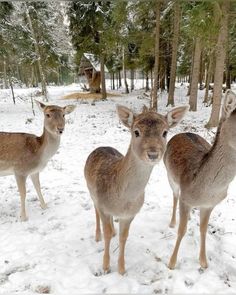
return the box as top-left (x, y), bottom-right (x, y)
top-left (196, 126), bottom-right (236, 191)
top-left (118, 146), bottom-right (154, 197)
top-left (39, 127), bottom-right (61, 162)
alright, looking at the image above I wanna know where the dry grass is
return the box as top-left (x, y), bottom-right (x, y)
top-left (62, 92), bottom-right (121, 100)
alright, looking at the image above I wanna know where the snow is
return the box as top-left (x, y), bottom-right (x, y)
top-left (83, 53), bottom-right (109, 73)
top-left (0, 83), bottom-right (236, 294)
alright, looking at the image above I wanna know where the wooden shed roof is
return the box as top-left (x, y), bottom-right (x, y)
top-left (79, 53), bottom-right (108, 75)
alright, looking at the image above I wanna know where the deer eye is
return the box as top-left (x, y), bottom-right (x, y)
top-left (46, 113), bottom-right (51, 118)
top-left (134, 129), bottom-right (140, 137)
top-left (162, 130), bottom-right (168, 138)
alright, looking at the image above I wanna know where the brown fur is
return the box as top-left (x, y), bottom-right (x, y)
top-left (84, 104), bottom-right (188, 274)
top-left (164, 90), bottom-right (236, 270)
top-left (0, 102), bottom-right (75, 221)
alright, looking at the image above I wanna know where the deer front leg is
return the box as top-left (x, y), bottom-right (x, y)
top-left (100, 212), bottom-right (113, 273)
top-left (15, 174), bottom-right (28, 221)
top-left (169, 195), bottom-right (178, 228)
top-left (110, 216), bottom-right (116, 237)
top-left (168, 200), bottom-right (190, 269)
top-left (118, 217), bottom-right (133, 275)
top-left (31, 173), bottom-right (47, 209)
top-left (95, 206), bottom-right (102, 242)
top-left (199, 207), bottom-right (213, 268)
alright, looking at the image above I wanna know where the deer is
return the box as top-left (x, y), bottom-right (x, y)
top-left (0, 101), bottom-right (76, 221)
top-left (164, 90), bottom-right (236, 270)
top-left (84, 104), bottom-right (188, 275)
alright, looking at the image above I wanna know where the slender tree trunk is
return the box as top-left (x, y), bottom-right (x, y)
top-left (116, 72), bottom-right (119, 89)
top-left (8, 66), bottom-right (15, 104)
top-left (206, 1), bottom-right (229, 128)
top-left (199, 53), bottom-right (205, 90)
top-left (203, 55), bottom-right (213, 104)
top-left (122, 46), bottom-right (129, 94)
top-left (160, 57), bottom-right (166, 92)
top-left (25, 4), bottom-right (48, 100)
top-left (150, 69), bottom-right (153, 108)
top-left (225, 30), bottom-right (231, 90)
top-left (130, 69), bottom-right (134, 91)
top-left (3, 59), bottom-right (8, 88)
top-left (30, 66), bottom-right (34, 87)
top-left (167, 0), bottom-right (181, 106)
top-left (189, 37), bottom-right (201, 111)
top-left (118, 70), bottom-right (122, 88)
top-left (152, 0), bottom-right (161, 110)
top-left (112, 72), bottom-right (115, 90)
top-left (145, 72), bottom-right (150, 91)
top-left (100, 54), bottom-right (107, 100)
top-left (187, 47), bottom-right (195, 96)
top-left (57, 66), bottom-right (61, 86)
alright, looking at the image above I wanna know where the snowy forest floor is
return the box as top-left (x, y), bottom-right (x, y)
top-left (0, 84), bottom-right (236, 294)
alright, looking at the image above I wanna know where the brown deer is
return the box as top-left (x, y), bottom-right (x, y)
top-left (0, 101), bottom-right (76, 221)
top-left (164, 90), bottom-right (236, 269)
top-left (84, 104), bottom-right (188, 274)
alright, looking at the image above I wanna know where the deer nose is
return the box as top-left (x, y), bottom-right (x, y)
top-left (147, 151), bottom-right (159, 160)
top-left (58, 127), bottom-right (64, 134)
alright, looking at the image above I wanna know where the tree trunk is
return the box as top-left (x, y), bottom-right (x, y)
top-left (187, 48), bottom-right (195, 96)
top-left (152, 0), bottom-right (161, 110)
top-left (225, 30), bottom-right (231, 90)
top-left (160, 57), bottom-right (166, 92)
top-left (189, 37), bottom-right (201, 111)
top-left (8, 66), bottom-right (15, 104)
top-left (203, 55), bottom-right (213, 105)
top-left (206, 1), bottom-right (229, 128)
top-left (25, 4), bottom-right (48, 100)
top-left (100, 54), bottom-right (107, 100)
top-left (111, 72), bottom-right (115, 90)
top-left (199, 53), bottom-right (205, 90)
top-left (122, 46), bottom-right (129, 94)
top-left (145, 72), bottom-right (150, 91)
top-left (130, 69), bottom-right (134, 91)
top-left (118, 70), bottom-right (122, 88)
top-left (167, 0), bottom-right (181, 106)
top-left (150, 69), bottom-right (153, 108)
top-left (3, 59), bottom-right (8, 88)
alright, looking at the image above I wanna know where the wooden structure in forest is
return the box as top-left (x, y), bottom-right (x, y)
top-left (79, 53), bottom-right (108, 93)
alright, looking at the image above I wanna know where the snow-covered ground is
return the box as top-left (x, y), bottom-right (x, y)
top-left (0, 84), bottom-right (236, 294)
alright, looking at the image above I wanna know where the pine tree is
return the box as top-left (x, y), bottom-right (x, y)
top-left (206, 1), bottom-right (230, 128)
top-left (68, 1), bottom-right (114, 99)
top-left (167, 0), bottom-right (181, 107)
top-left (152, 0), bottom-right (161, 110)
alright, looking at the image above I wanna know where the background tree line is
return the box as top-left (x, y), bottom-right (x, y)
top-left (0, 1), bottom-right (236, 127)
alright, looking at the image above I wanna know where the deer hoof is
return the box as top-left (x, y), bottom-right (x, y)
top-left (20, 215), bottom-right (28, 222)
top-left (168, 258), bottom-right (176, 270)
top-left (199, 258), bottom-right (208, 269)
top-left (40, 203), bottom-right (47, 210)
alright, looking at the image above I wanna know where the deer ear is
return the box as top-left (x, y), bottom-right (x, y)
top-left (63, 105), bottom-right (76, 115)
top-left (222, 90), bottom-right (236, 119)
top-left (116, 104), bottom-right (135, 128)
top-left (35, 100), bottom-right (46, 111)
top-left (166, 105), bottom-right (189, 128)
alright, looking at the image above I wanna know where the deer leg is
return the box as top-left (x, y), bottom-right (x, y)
top-left (15, 174), bottom-right (28, 221)
top-left (118, 217), bottom-right (133, 275)
top-left (169, 195), bottom-right (178, 228)
top-left (30, 173), bottom-right (47, 209)
top-left (100, 212), bottom-right (113, 273)
top-left (199, 207), bottom-right (212, 268)
top-left (95, 206), bottom-right (102, 242)
top-left (110, 216), bottom-right (116, 237)
top-left (168, 200), bottom-right (190, 269)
